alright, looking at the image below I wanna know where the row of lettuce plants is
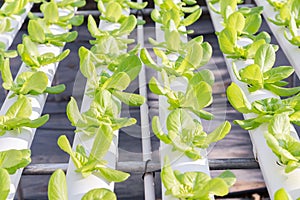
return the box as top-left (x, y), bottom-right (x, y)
top-left (0, 0), bottom-right (34, 50)
top-left (266, 0), bottom-right (300, 47)
top-left (46, 0), bottom-right (148, 199)
top-left (253, 0), bottom-right (300, 79)
top-left (208, 0), bottom-right (300, 198)
top-left (141, 0), bottom-right (236, 199)
top-left (0, 0), bottom-right (85, 199)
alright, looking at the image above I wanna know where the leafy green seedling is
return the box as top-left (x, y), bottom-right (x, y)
top-left (58, 132), bottom-right (130, 182)
top-left (265, 114), bottom-right (300, 173)
top-left (141, 36), bottom-right (212, 77)
top-left (233, 44), bottom-right (300, 96)
top-left (48, 169), bottom-right (117, 200)
top-left (149, 70), bottom-right (214, 120)
top-left (152, 109), bottom-right (231, 160)
top-left (208, 0), bottom-right (237, 20)
top-left (284, 16), bottom-right (300, 47)
top-left (0, 58), bottom-right (65, 97)
top-left (151, 0), bottom-right (201, 34)
top-left (98, 1), bottom-right (143, 24)
top-left (67, 92), bottom-right (137, 136)
top-left (223, 8), bottom-right (263, 36)
top-left (0, 149), bottom-right (31, 199)
top-left (28, 19), bottom-right (78, 46)
top-left (0, 149), bottom-right (31, 174)
top-left (38, 0), bottom-right (84, 28)
top-left (17, 36), bottom-right (70, 69)
top-left (226, 82), bottom-right (300, 130)
top-left (0, 0), bottom-right (29, 17)
top-left (268, 0), bottom-right (300, 27)
top-left (0, 95), bottom-right (49, 135)
top-left (79, 51), bottom-right (145, 106)
top-left (161, 157), bottom-right (236, 199)
top-left (218, 26), bottom-right (275, 59)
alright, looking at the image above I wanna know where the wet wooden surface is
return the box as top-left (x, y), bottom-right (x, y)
top-left (0, 2), bottom-right (298, 199)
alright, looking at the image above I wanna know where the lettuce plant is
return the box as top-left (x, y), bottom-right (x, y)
top-left (0, 149), bottom-right (31, 200)
top-left (151, 0), bottom-right (201, 34)
top-left (67, 92), bottom-right (137, 136)
top-left (0, 95), bottom-right (49, 136)
top-left (149, 70), bottom-right (214, 120)
top-left (0, 0), bottom-right (30, 17)
top-left (79, 51), bottom-right (145, 106)
top-left (268, 0), bottom-right (300, 27)
top-left (27, 19), bottom-right (78, 46)
top-left (161, 157), bottom-right (236, 199)
top-left (0, 58), bottom-right (65, 97)
top-left (58, 132), bottom-right (130, 182)
top-left (226, 82), bottom-right (300, 130)
top-left (97, 1), bottom-right (145, 23)
top-left (208, 0), bottom-right (238, 19)
top-left (0, 149), bottom-right (31, 174)
top-left (140, 36), bottom-right (212, 77)
top-left (48, 169), bottom-right (117, 200)
top-left (233, 44), bottom-right (300, 96)
top-left (17, 36), bottom-right (70, 70)
top-left (264, 114), bottom-right (300, 173)
top-left (28, 0), bottom-right (85, 30)
top-left (152, 109), bottom-right (231, 160)
top-left (284, 16), bottom-right (300, 47)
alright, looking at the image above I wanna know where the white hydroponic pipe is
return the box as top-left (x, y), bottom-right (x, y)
top-left (66, 7), bottom-right (130, 199)
top-left (137, 0), bottom-right (156, 199)
top-left (207, 2), bottom-right (300, 198)
top-left (0, 2), bottom-right (33, 49)
top-left (153, 2), bottom-right (211, 199)
top-left (253, 0), bottom-right (300, 79)
top-left (0, 8), bottom-right (72, 199)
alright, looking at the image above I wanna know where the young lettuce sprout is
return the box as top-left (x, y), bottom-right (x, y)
top-left (149, 70), bottom-right (214, 120)
top-left (232, 43), bottom-right (300, 96)
top-left (284, 15), bottom-right (300, 47)
top-left (0, 0), bottom-right (30, 17)
top-left (151, 0), bottom-right (201, 34)
top-left (268, 0), bottom-right (299, 27)
top-left (58, 132), bottom-right (130, 182)
top-left (48, 169), bottom-right (117, 200)
top-left (226, 82), bottom-right (300, 130)
top-left (0, 95), bottom-right (49, 136)
top-left (67, 92), bottom-right (137, 136)
top-left (141, 35), bottom-right (212, 78)
top-left (161, 156), bottom-right (236, 199)
top-left (0, 58), bottom-right (65, 97)
top-left (0, 149), bottom-right (31, 199)
top-left (17, 36), bottom-right (70, 70)
top-left (152, 108), bottom-right (231, 160)
top-left (265, 114), bottom-right (300, 173)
